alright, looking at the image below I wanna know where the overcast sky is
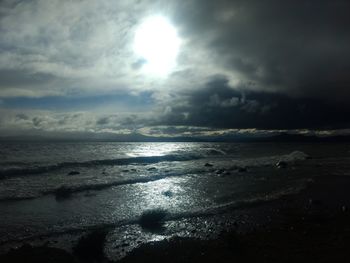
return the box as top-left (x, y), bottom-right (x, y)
top-left (0, 0), bottom-right (350, 138)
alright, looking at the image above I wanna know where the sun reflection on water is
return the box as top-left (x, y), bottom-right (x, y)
top-left (126, 143), bottom-right (194, 157)
top-left (136, 178), bottom-right (184, 210)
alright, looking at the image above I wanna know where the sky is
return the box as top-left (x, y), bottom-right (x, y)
top-left (0, 0), bottom-right (350, 139)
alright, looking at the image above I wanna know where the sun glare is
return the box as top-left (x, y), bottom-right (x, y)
top-left (133, 16), bottom-right (181, 77)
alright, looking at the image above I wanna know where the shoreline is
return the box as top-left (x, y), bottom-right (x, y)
top-left (1, 173), bottom-right (350, 262)
top-left (119, 173), bottom-right (350, 262)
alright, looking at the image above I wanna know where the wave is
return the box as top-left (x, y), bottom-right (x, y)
top-left (0, 150), bottom-right (306, 179)
top-left (46, 174), bottom-right (178, 199)
top-left (0, 153), bottom-right (205, 178)
top-left (202, 148), bottom-right (227, 156)
top-left (0, 171), bottom-right (188, 202)
top-left (0, 150), bottom-right (310, 201)
top-left (193, 184), bottom-right (306, 217)
top-left (0, 147), bottom-right (230, 178)
top-left (0, 182), bottom-right (307, 246)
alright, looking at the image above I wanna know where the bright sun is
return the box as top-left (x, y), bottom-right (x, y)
top-left (133, 16), bottom-right (181, 76)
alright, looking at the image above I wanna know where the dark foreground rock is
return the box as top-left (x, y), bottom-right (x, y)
top-left (0, 230), bottom-right (110, 263)
top-left (139, 209), bottom-right (168, 232)
top-left (0, 244), bottom-right (77, 263)
top-left (73, 229), bottom-right (110, 263)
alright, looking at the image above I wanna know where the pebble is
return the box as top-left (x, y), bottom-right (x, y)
top-left (238, 167), bottom-right (247, 172)
top-left (68, 171), bottom-right (80, 175)
top-left (342, 205), bottom-right (347, 212)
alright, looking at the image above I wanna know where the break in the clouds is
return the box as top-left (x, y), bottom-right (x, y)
top-left (0, 0), bottom-right (350, 138)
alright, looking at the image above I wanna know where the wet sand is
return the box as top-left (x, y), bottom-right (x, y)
top-left (1, 173), bottom-right (350, 262)
top-left (119, 174), bottom-right (350, 263)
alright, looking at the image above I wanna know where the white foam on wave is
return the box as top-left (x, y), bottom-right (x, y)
top-left (0, 147), bottom-right (229, 178)
top-left (204, 148), bottom-right (227, 156)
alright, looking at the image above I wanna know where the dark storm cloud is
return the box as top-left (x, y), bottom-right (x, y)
top-left (144, 126), bottom-right (209, 136)
top-left (95, 114), bottom-right (146, 130)
top-left (159, 76), bottom-right (350, 129)
top-left (173, 0), bottom-right (350, 101)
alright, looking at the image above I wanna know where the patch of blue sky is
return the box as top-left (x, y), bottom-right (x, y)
top-left (1, 91), bottom-right (155, 111)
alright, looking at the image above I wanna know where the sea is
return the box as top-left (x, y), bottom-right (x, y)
top-left (0, 142), bottom-right (349, 259)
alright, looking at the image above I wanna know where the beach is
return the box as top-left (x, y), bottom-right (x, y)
top-left (2, 173), bottom-right (350, 262)
top-left (0, 142), bottom-right (350, 262)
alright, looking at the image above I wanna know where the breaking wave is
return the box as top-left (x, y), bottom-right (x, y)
top-left (0, 147), bottom-right (230, 178)
top-left (0, 150), bottom-right (310, 201)
top-left (0, 153), bottom-right (208, 178)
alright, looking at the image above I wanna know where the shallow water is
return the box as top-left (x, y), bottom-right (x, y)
top-left (1, 142), bottom-right (350, 258)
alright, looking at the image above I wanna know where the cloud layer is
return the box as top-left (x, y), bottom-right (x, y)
top-left (1, 0), bottom-right (350, 136)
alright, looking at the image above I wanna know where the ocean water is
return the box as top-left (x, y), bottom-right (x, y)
top-left (0, 142), bottom-right (350, 258)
